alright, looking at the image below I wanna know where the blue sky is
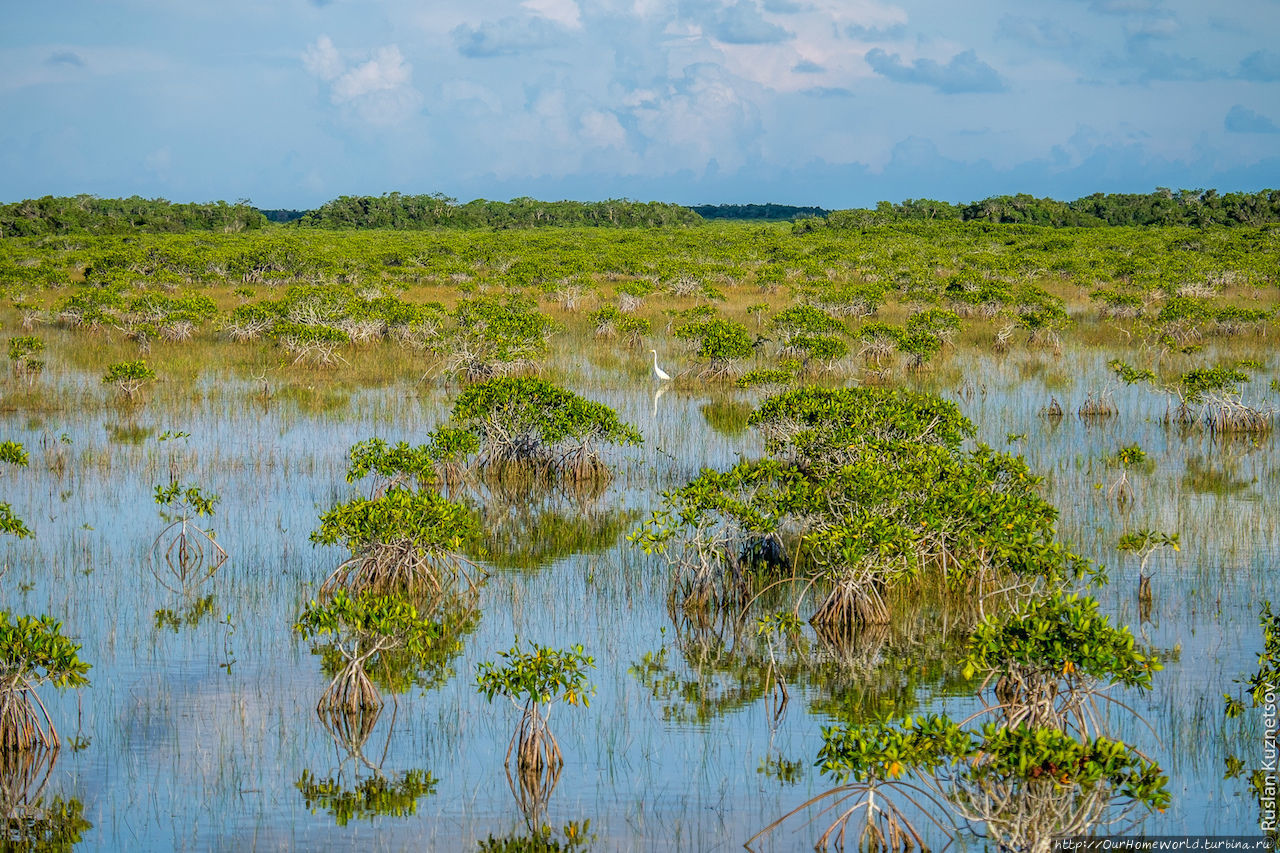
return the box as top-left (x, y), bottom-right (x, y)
top-left (2, 0), bottom-right (1278, 208)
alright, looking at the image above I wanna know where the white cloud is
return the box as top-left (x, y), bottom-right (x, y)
top-left (331, 46), bottom-right (412, 101)
top-left (302, 35), bottom-right (342, 80)
top-left (523, 0), bottom-right (583, 29)
top-left (303, 36), bottom-right (421, 126)
top-left (580, 109), bottom-right (628, 148)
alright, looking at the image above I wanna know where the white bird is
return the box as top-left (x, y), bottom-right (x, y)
top-left (649, 349), bottom-right (671, 383)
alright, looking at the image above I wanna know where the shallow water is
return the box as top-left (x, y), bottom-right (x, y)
top-left (1, 340), bottom-right (1277, 850)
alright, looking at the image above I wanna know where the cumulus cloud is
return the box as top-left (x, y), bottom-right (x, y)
top-left (523, 0), bottom-right (582, 30)
top-left (1238, 50), bottom-right (1280, 82)
top-left (302, 36), bottom-right (421, 126)
top-left (792, 59), bottom-right (824, 73)
top-left (1122, 40), bottom-right (1215, 82)
top-left (302, 35), bottom-right (343, 80)
top-left (1224, 105), bottom-right (1279, 134)
top-left (997, 17), bottom-right (1084, 54)
top-left (864, 48), bottom-right (1005, 94)
top-left (452, 16), bottom-right (567, 57)
top-left (703, 0), bottom-right (792, 45)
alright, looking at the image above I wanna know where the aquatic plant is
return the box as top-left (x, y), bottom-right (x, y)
top-left (754, 594), bottom-right (1168, 851)
top-left (312, 487), bottom-right (481, 598)
top-left (0, 442), bottom-right (32, 540)
top-left (150, 481), bottom-right (227, 592)
top-left (295, 590), bottom-right (445, 713)
top-left (440, 377), bottom-right (641, 480)
top-left (1106, 444), bottom-right (1148, 506)
top-left (0, 613), bottom-right (91, 751)
top-left (1222, 601), bottom-right (1280, 840)
top-left (101, 359), bottom-right (155, 400)
top-left (439, 295), bottom-right (555, 381)
top-left (1116, 530), bottom-right (1179, 602)
top-left (6, 336), bottom-right (44, 388)
top-left (635, 387), bottom-right (1093, 628)
top-left (475, 642), bottom-right (595, 778)
top-left (961, 593), bottom-right (1161, 735)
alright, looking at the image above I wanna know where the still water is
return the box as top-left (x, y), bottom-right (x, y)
top-left (1, 344), bottom-right (1275, 850)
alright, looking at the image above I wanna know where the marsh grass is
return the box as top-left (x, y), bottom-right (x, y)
top-left (1, 223), bottom-right (1278, 848)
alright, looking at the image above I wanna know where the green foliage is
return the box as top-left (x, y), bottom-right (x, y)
top-left (296, 591), bottom-right (445, 658)
top-left (0, 195), bottom-right (266, 236)
top-left (965, 723), bottom-right (1170, 807)
top-left (962, 593), bottom-right (1159, 690)
top-left (1, 441), bottom-right (32, 539)
top-left (297, 193), bottom-right (700, 229)
top-left (0, 613), bottom-right (90, 690)
top-left (1178, 365), bottom-right (1250, 403)
top-left (0, 503), bottom-right (34, 539)
top-left (735, 366), bottom-right (796, 389)
top-left (1224, 600), bottom-right (1280, 718)
top-left (0, 441), bottom-right (29, 467)
top-left (444, 376), bottom-right (641, 477)
top-left (444, 295), bottom-right (556, 379)
top-left (1111, 444), bottom-right (1147, 468)
top-left (0, 611), bottom-right (92, 749)
top-left (636, 386), bottom-right (1094, 627)
top-left (748, 385), bottom-right (974, 461)
top-left (296, 769), bottom-right (438, 826)
top-left (1117, 530), bottom-right (1180, 559)
top-left (674, 317), bottom-right (756, 378)
top-left (345, 438), bottom-right (439, 493)
top-left (154, 482), bottom-right (219, 517)
top-left (7, 335), bottom-right (45, 383)
top-left (817, 714), bottom-right (972, 783)
top-left (476, 642), bottom-right (596, 710)
top-left (101, 359), bottom-right (156, 399)
top-left (312, 488), bottom-right (477, 556)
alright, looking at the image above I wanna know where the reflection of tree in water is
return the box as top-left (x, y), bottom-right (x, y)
top-left (310, 594), bottom-right (480, 696)
top-left (699, 398), bottom-right (753, 438)
top-left (469, 482), bottom-right (639, 573)
top-left (296, 767), bottom-right (438, 827)
top-left (475, 819), bottom-right (595, 852)
top-left (630, 604), bottom-right (971, 729)
top-left (1, 746), bottom-right (92, 849)
top-left (296, 704), bottom-right (438, 827)
top-left (1181, 451), bottom-right (1256, 496)
top-left (153, 593), bottom-right (216, 633)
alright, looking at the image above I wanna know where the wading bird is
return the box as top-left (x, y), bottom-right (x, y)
top-left (649, 349), bottom-right (671, 383)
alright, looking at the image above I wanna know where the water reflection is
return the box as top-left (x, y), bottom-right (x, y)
top-left (0, 747), bottom-right (92, 849)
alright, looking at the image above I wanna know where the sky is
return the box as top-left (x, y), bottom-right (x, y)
top-left (2, 0), bottom-right (1279, 209)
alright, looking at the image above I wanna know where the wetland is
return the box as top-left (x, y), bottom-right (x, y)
top-left (0, 213), bottom-right (1278, 850)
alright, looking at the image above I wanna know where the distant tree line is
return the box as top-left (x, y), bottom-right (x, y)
top-left (689, 203), bottom-right (830, 221)
top-left (0, 195), bottom-right (267, 237)
top-left (294, 193), bottom-right (702, 229)
top-left (259, 209), bottom-right (306, 224)
top-left (804, 188), bottom-right (1280, 230)
top-left (5, 188), bottom-right (1279, 237)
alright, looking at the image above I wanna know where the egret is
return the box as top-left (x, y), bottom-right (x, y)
top-left (649, 349), bottom-right (671, 383)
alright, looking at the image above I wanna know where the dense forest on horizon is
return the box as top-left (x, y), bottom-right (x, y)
top-left (2, 188), bottom-right (1279, 236)
top-left (690, 202), bottom-right (830, 221)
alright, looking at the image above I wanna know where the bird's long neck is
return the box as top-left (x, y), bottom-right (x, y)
top-left (652, 351), bottom-right (659, 368)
